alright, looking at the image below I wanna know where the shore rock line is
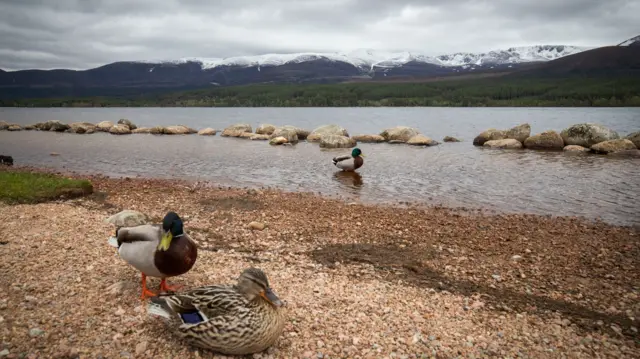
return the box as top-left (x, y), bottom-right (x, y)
top-left (474, 122), bottom-right (639, 156)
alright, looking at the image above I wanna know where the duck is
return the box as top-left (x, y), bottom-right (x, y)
top-left (147, 267), bottom-right (287, 355)
top-left (332, 147), bottom-right (365, 171)
top-left (107, 211), bottom-right (198, 299)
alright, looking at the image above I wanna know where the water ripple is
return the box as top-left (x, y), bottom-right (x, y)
top-left (1, 107), bottom-right (640, 226)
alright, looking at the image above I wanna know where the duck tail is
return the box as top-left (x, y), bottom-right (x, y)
top-left (147, 296), bottom-right (174, 320)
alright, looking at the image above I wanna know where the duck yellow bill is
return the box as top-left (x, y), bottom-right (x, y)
top-left (158, 231), bottom-right (172, 251)
top-left (360, 153), bottom-right (365, 157)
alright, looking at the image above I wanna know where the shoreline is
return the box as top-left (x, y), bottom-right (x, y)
top-left (6, 164), bottom-right (634, 230)
top-left (0, 165), bottom-right (639, 358)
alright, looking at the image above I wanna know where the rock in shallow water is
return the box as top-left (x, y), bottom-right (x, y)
top-left (407, 134), bottom-right (439, 146)
top-left (563, 145), bottom-right (590, 152)
top-left (352, 134), bottom-right (385, 143)
top-left (379, 126), bottom-right (420, 143)
top-left (307, 124), bottom-right (349, 142)
top-left (523, 130), bottom-right (564, 150)
top-left (319, 135), bottom-right (356, 148)
top-left (560, 123), bottom-right (620, 147)
top-left (483, 139), bottom-right (523, 149)
top-left (590, 139), bottom-right (637, 154)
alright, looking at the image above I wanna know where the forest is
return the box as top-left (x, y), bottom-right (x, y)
top-left (2, 74), bottom-right (639, 107)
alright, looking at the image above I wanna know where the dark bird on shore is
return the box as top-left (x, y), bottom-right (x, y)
top-left (332, 147), bottom-right (365, 171)
top-left (107, 211), bottom-right (198, 299)
top-left (0, 155), bottom-right (13, 166)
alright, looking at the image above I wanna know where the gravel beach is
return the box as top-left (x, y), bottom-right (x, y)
top-left (0, 167), bottom-right (638, 358)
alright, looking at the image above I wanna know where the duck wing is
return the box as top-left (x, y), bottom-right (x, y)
top-left (116, 224), bottom-right (161, 247)
top-left (331, 155), bottom-right (351, 165)
top-left (149, 284), bottom-right (247, 324)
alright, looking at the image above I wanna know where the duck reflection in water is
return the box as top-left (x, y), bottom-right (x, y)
top-left (333, 170), bottom-right (364, 188)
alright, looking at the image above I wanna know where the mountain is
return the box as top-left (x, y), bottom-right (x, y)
top-left (506, 45), bottom-right (640, 78)
top-left (618, 35), bottom-right (640, 47)
top-left (0, 42), bottom-right (622, 100)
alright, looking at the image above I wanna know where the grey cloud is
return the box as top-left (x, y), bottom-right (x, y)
top-left (0, 0), bottom-right (637, 70)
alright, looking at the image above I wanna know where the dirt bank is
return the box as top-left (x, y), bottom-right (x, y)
top-left (0, 167), bottom-right (638, 358)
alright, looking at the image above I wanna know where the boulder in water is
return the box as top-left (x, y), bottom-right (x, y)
top-left (443, 136), bottom-right (462, 142)
top-left (352, 134), bottom-right (385, 143)
top-left (7, 124), bottom-right (22, 131)
top-left (625, 131), bottom-right (640, 149)
top-left (483, 139), bottom-right (523, 149)
top-left (96, 121), bottom-right (115, 132)
top-left (221, 123), bottom-right (252, 137)
top-left (197, 128), bottom-right (217, 136)
top-left (117, 118), bottom-right (137, 130)
top-left (590, 139), bottom-right (637, 154)
top-left (563, 145), bottom-right (590, 152)
top-left (109, 124), bottom-right (132, 135)
top-left (505, 123), bottom-right (531, 143)
top-left (523, 130), bottom-right (564, 150)
top-left (269, 136), bottom-right (289, 146)
top-left (307, 124), bottom-right (349, 142)
top-left (69, 122), bottom-right (96, 134)
top-left (319, 135), bottom-right (356, 148)
top-left (407, 134), bottom-right (439, 146)
top-left (473, 129), bottom-right (507, 146)
top-left (379, 126), bottom-right (420, 143)
top-left (256, 124), bottom-right (276, 135)
top-left (560, 123), bottom-right (620, 147)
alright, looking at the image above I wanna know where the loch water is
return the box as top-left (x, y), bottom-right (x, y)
top-left (1, 107), bottom-right (639, 227)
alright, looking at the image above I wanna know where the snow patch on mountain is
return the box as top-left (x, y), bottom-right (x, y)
top-left (137, 45), bottom-right (591, 71)
top-left (618, 35), bottom-right (640, 46)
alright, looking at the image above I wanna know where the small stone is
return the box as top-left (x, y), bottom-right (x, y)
top-left (115, 307), bottom-right (125, 316)
top-left (135, 341), bottom-right (148, 355)
top-left (491, 274), bottom-right (502, 281)
top-left (29, 328), bottom-right (44, 337)
top-left (247, 221), bottom-right (266, 231)
top-left (317, 340), bottom-right (324, 348)
top-left (302, 351), bottom-right (314, 358)
top-left (0, 349), bottom-right (8, 358)
top-left (511, 255), bottom-right (523, 262)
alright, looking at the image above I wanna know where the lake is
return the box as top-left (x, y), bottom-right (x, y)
top-left (1, 107), bottom-right (639, 227)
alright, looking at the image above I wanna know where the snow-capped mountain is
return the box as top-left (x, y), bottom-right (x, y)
top-left (618, 35), bottom-right (640, 47)
top-left (139, 45), bottom-right (590, 72)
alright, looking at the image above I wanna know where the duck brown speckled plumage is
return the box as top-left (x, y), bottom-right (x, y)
top-left (147, 267), bottom-right (287, 355)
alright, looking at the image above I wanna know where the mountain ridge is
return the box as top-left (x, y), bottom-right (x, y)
top-left (0, 37), bottom-right (637, 100)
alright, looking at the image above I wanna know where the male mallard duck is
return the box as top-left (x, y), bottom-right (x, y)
top-left (147, 267), bottom-right (286, 355)
top-left (107, 211), bottom-right (198, 299)
top-left (332, 147), bottom-right (365, 171)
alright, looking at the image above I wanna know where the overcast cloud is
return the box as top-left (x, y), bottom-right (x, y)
top-left (0, 0), bottom-right (637, 70)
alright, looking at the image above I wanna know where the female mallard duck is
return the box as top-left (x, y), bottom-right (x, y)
top-left (107, 211), bottom-right (198, 299)
top-left (332, 147), bottom-right (365, 171)
top-left (147, 267), bottom-right (286, 355)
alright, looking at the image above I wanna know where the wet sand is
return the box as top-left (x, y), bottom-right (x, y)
top-left (0, 167), bottom-right (638, 358)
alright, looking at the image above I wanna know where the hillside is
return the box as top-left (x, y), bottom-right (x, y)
top-left (0, 45), bottom-right (588, 99)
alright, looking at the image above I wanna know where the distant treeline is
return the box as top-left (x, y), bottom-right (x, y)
top-left (2, 75), bottom-right (640, 107)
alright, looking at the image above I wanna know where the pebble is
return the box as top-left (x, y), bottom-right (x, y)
top-left (28, 328), bottom-right (44, 337)
top-left (135, 341), bottom-right (148, 355)
top-left (248, 221), bottom-right (266, 231)
top-left (0, 350), bottom-right (8, 358)
top-left (511, 255), bottom-right (523, 262)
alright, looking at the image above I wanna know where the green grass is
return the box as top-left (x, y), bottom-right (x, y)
top-left (0, 170), bottom-right (94, 204)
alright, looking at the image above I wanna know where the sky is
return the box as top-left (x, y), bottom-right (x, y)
top-left (0, 0), bottom-right (638, 71)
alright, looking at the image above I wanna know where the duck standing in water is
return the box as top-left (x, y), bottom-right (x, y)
top-left (147, 267), bottom-right (287, 355)
top-left (108, 211), bottom-right (198, 299)
top-left (332, 147), bottom-right (365, 172)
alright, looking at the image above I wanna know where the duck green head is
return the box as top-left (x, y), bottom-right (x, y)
top-left (351, 147), bottom-right (364, 158)
top-left (158, 211), bottom-right (184, 251)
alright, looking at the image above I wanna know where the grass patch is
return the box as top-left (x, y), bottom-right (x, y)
top-left (0, 170), bottom-right (94, 204)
